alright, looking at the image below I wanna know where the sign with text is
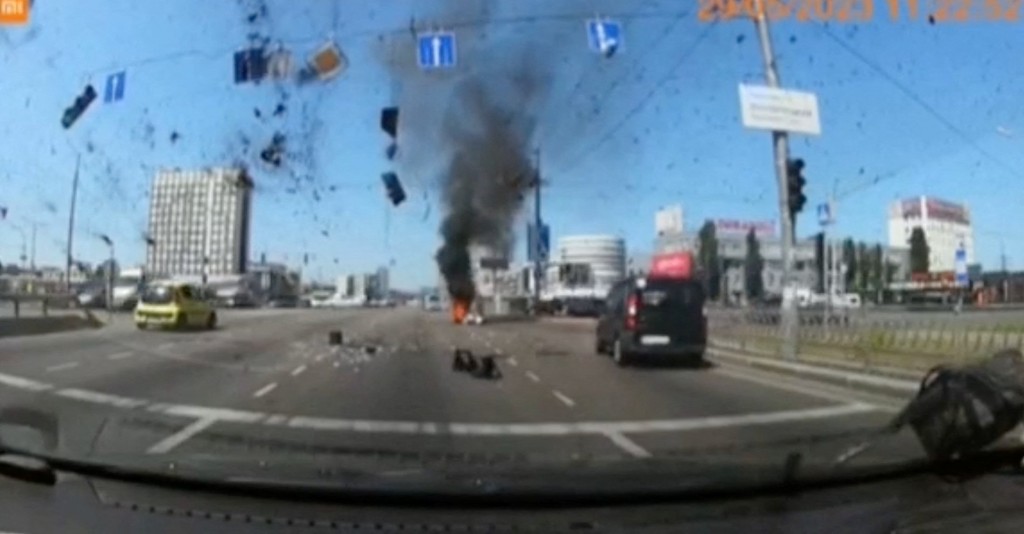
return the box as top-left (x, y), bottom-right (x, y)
top-left (649, 252), bottom-right (694, 280)
top-left (714, 219), bottom-right (776, 238)
top-left (739, 84), bottom-right (821, 136)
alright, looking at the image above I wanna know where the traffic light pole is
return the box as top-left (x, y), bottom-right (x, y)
top-left (752, 1), bottom-right (798, 360)
top-left (533, 148), bottom-right (543, 314)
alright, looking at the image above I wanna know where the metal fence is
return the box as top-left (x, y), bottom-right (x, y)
top-left (708, 308), bottom-right (1024, 368)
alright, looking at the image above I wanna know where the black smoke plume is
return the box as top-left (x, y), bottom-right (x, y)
top-left (377, 18), bottom-right (550, 302)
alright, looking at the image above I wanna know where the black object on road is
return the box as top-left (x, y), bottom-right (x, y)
top-left (328, 330), bottom-right (343, 346)
top-left (472, 356), bottom-right (502, 380)
top-left (452, 349), bottom-right (476, 372)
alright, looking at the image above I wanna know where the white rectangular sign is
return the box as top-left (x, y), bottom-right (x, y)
top-left (739, 84), bottom-right (821, 136)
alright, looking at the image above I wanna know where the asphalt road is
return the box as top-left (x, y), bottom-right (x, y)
top-left (0, 308), bottom-right (921, 472)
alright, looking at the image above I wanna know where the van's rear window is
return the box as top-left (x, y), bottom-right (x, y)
top-left (641, 281), bottom-right (704, 307)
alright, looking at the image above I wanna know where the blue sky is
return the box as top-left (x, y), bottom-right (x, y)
top-left (1, 0), bottom-right (1022, 288)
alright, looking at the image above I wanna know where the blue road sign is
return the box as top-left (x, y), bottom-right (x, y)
top-left (417, 32), bottom-right (457, 69)
top-left (587, 18), bottom-right (622, 56)
top-left (817, 202), bottom-right (831, 226)
top-left (104, 71), bottom-right (126, 103)
top-left (955, 246), bottom-right (968, 286)
top-left (527, 223), bottom-right (551, 262)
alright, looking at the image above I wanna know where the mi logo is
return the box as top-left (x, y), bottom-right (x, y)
top-left (0, 0), bottom-right (28, 25)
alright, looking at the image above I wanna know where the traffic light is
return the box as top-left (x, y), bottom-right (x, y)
top-left (61, 85), bottom-right (97, 129)
top-left (786, 157), bottom-right (807, 219)
top-left (381, 172), bottom-right (406, 206)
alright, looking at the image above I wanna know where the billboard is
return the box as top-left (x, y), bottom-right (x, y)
top-left (925, 198), bottom-right (970, 224)
top-left (900, 197), bottom-right (969, 224)
top-left (714, 219), bottom-right (776, 238)
top-left (655, 205), bottom-right (684, 236)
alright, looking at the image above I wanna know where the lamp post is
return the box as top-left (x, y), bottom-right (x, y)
top-left (98, 234), bottom-right (115, 314)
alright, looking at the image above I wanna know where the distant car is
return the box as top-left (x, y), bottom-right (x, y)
top-left (266, 296), bottom-right (299, 308)
top-left (595, 276), bottom-right (707, 366)
top-left (134, 283), bottom-right (217, 331)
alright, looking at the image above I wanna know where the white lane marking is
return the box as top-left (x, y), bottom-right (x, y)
top-left (156, 342), bottom-right (175, 351)
top-left (605, 431), bottom-right (652, 458)
top-left (525, 371), bottom-right (541, 383)
top-left (314, 354), bottom-right (325, 363)
top-left (0, 370), bottom-right (878, 437)
top-left (253, 382), bottom-right (278, 398)
top-left (552, 390), bottom-right (576, 407)
top-left (712, 363), bottom-right (898, 412)
top-left (508, 358), bottom-right (518, 367)
top-left (332, 361), bottom-right (340, 368)
top-left (45, 362), bottom-right (79, 372)
top-left (107, 351), bottom-right (134, 360)
top-left (0, 372), bottom-right (53, 392)
top-left (56, 388), bottom-right (148, 409)
top-left (147, 417), bottom-right (217, 454)
top-left (291, 365), bottom-right (307, 377)
top-left (153, 404), bottom-right (263, 423)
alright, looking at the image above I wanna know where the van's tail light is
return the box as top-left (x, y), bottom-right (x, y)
top-left (626, 294), bottom-right (639, 330)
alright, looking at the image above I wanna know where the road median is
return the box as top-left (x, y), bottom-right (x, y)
top-left (0, 311), bottom-right (104, 338)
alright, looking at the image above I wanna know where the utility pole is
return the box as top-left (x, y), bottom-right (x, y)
top-left (29, 222), bottom-right (37, 271)
top-left (752, 0), bottom-right (798, 359)
top-left (65, 154), bottom-right (81, 290)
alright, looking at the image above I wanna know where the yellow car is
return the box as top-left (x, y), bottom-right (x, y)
top-left (134, 283), bottom-right (217, 331)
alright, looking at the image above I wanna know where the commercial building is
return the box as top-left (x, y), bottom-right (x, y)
top-left (543, 235), bottom-right (626, 302)
top-left (146, 168), bottom-right (253, 278)
top-left (887, 196), bottom-right (974, 273)
top-left (337, 267), bottom-right (390, 301)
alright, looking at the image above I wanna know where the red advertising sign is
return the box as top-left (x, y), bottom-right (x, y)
top-left (650, 252), bottom-right (694, 279)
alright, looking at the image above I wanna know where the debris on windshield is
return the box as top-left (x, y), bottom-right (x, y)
top-left (60, 84), bottom-right (97, 129)
top-left (169, 131), bottom-right (180, 143)
top-left (233, 47), bottom-right (268, 84)
top-left (266, 47), bottom-right (294, 80)
top-left (259, 133), bottom-right (286, 166)
top-left (301, 40), bottom-right (347, 83)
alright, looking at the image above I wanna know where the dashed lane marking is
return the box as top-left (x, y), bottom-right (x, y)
top-left (291, 365), bottom-right (307, 377)
top-left (253, 382), bottom-right (278, 398)
top-left (0, 371), bottom-right (881, 444)
top-left (604, 431), bottom-right (652, 458)
top-left (552, 390), bottom-right (576, 407)
top-left (525, 371), bottom-right (541, 383)
top-left (508, 358), bottom-right (519, 367)
top-left (45, 362), bottom-right (79, 372)
top-left (147, 417), bottom-right (217, 454)
top-left (107, 351), bottom-right (134, 360)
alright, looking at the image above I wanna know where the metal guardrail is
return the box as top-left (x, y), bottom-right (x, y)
top-left (707, 308), bottom-right (1024, 366)
top-left (0, 293), bottom-right (78, 319)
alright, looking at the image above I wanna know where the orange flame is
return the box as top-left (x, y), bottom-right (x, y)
top-left (452, 298), bottom-right (471, 324)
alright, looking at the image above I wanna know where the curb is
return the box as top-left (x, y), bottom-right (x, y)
top-left (708, 341), bottom-right (919, 397)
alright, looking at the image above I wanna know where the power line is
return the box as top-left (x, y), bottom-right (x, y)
top-left (538, 8), bottom-right (692, 152)
top-left (552, 21), bottom-right (719, 181)
top-left (818, 25), bottom-right (1024, 185)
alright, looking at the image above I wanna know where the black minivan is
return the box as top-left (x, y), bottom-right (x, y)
top-left (595, 276), bottom-right (707, 366)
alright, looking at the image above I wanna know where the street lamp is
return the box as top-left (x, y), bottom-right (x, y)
top-left (98, 234), bottom-right (115, 313)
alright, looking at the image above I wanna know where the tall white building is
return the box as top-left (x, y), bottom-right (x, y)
top-left (887, 196), bottom-right (974, 272)
top-left (146, 168), bottom-right (253, 278)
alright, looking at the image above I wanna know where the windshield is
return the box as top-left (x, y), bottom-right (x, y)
top-left (140, 286), bottom-right (175, 305)
top-left (0, 0), bottom-right (1019, 497)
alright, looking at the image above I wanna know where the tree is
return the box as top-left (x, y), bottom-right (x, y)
top-left (856, 242), bottom-right (869, 291)
top-left (744, 228), bottom-right (764, 301)
top-left (697, 220), bottom-right (721, 300)
top-left (909, 227), bottom-right (930, 274)
top-left (842, 238), bottom-right (857, 291)
top-left (870, 244), bottom-right (885, 292)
